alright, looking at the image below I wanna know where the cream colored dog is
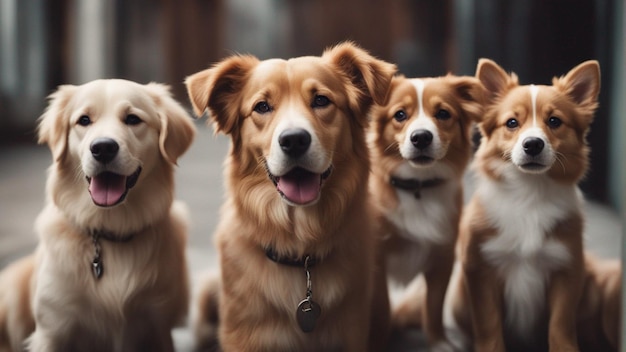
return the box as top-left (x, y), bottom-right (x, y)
top-left (0, 79), bottom-right (195, 352)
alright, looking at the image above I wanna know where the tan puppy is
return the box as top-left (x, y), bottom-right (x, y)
top-left (368, 75), bottom-right (484, 351)
top-left (186, 42), bottom-right (396, 352)
top-left (450, 59), bottom-right (601, 352)
top-left (0, 80), bottom-right (195, 352)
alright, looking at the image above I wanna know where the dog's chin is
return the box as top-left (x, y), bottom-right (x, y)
top-left (516, 162), bottom-right (550, 174)
top-left (267, 165), bottom-right (332, 207)
top-left (86, 167), bottom-right (142, 207)
top-left (408, 156), bottom-right (436, 168)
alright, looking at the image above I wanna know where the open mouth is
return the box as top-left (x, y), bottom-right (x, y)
top-left (86, 167), bottom-right (142, 207)
top-left (267, 165), bottom-right (332, 206)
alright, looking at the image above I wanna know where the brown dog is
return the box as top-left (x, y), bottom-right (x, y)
top-left (368, 74), bottom-right (484, 351)
top-left (186, 42), bottom-right (396, 351)
top-left (0, 80), bottom-right (195, 352)
top-left (449, 59), bottom-right (603, 351)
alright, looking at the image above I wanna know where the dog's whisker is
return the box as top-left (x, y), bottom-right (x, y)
top-left (554, 152), bottom-right (567, 173)
top-left (383, 142), bottom-right (399, 154)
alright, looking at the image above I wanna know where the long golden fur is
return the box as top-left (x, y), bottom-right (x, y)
top-left (0, 79), bottom-right (195, 352)
top-left (368, 74), bottom-right (484, 350)
top-left (186, 42), bottom-right (396, 351)
top-left (448, 59), bottom-right (620, 352)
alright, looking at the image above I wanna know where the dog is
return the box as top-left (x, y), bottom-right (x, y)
top-left (448, 58), bottom-right (604, 351)
top-left (185, 42), bottom-right (396, 351)
top-left (367, 74), bottom-right (485, 351)
top-left (0, 79), bottom-right (195, 352)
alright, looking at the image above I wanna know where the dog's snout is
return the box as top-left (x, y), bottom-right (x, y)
top-left (278, 128), bottom-right (311, 158)
top-left (522, 137), bottom-right (545, 156)
top-left (90, 138), bottom-right (119, 163)
top-left (410, 130), bottom-right (433, 150)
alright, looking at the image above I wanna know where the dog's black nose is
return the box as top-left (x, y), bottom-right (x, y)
top-left (90, 138), bottom-right (119, 163)
top-left (410, 130), bottom-right (433, 150)
top-left (523, 137), bottom-right (545, 156)
top-left (279, 128), bottom-right (311, 158)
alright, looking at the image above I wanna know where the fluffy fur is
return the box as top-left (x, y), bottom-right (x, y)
top-left (368, 75), bottom-right (485, 351)
top-left (186, 42), bottom-right (396, 351)
top-left (577, 254), bottom-right (621, 351)
top-left (448, 59), bottom-right (617, 352)
top-left (0, 79), bottom-right (195, 352)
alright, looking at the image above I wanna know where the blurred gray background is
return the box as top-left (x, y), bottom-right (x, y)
top-left (0, 0), bottom-right (624, 350)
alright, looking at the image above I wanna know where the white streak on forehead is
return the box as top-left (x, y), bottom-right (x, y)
top-left (412, 79), bottom-right (426, 119)
top-left (530, 84), bottom-right (539, 126)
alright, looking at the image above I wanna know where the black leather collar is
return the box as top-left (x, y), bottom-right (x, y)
top-left (390, 176), bottom-right (446, 199)
top-left (265, 247), bottom-right (318, 268)
top-left (89, 228), bottom-right (135, 243)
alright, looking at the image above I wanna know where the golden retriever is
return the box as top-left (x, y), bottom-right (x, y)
top-left (368, 74), bottom-right (484, 351)
top-left (0, 79), bottom-right (195, 352)
top-left (185, 42), bottom-right (396, 351)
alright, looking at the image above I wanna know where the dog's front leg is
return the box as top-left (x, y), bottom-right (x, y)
top-left (546, 218), bottom-right (584, 352)
top-left (423, 246), bottom-right (455, 352)
top-left (27, 328), bottom-right (64, 352)
top-left (464, 266), bottom-right (505, 352)
top-left (547, 266), bottom-right (583, 352)
top-left (460, 229), bottom-right (505, 352)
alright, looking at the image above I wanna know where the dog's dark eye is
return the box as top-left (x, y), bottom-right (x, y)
top-left (435, 109), bottom-right (451, 120)
top-left (254, 101), bottom-right (272, 114)
top-left (393, 110), bottom-right (408, 122)
top-left (125, 114), bottom-right (142, 125)
top-left (77, 115), bottom-right (91, 126)
top-left (547, 116), bottom-right (562, 129)
top-left (506, 118), bottom-right (519, 129)
top-left (312, 95), bottom-right (330, 108)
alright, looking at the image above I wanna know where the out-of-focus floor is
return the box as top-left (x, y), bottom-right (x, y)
top-left (0, 122), bottom-right (622, 351)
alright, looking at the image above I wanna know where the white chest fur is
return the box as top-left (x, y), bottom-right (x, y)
top-left (384, 163), bottom-right (459, 280)
top-left (387, 163), bottom-right (459, 242)
top-left (478, 169), bottom-right (581, 337)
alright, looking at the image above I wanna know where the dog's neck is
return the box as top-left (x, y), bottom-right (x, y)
top-left (389, 176), bottom-right (446, 199)
top-left (265, 247), bottom-right (319, 267)
top-left (84, 226), bottom-right (140, 280)
top-left (89, 228), bottom-right (136, 243)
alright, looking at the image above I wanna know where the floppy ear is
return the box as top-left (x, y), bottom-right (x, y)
top-left (323, 42), bottom-right (397, 121)
top-left (185, 55), bottom-right (259, 135)
top-left (450, 76), bottom-right (487, 123)
top-left (553, 60), bottom-right (600, 112)
top-left (37, 85), bottom-right (77, 162)
top-left (146, 83), bottom-right (196, 165)
top-left (476, 58), bottom-right (518, 102)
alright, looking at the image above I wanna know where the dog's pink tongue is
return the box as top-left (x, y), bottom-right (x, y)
top-left (277, 169), bottom-right (320, 205)
top-left (89, 173), bottom-right (126, 206)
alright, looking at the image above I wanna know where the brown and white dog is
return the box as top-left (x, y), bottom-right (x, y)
top-left (448, 59), bottom-right (610, 352)
top-left (0, 80), bottom-right (195, 352)
top-left (186, 42), bottom-right (396, 351)
top-left (368, 74), bottom-right (485, 351)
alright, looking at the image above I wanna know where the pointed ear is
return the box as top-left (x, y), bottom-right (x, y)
top-left (185, 55), bottom-right (259, 135)
top-left (476, 58), bottom-right (518, 101)
top-left (450, 76), bottom-right (487, 122)
top-left (145, 83), bottom-right (196, 165)
top-left (323, 42), bottom-right (397, 119)
top-left (37, 85), bottom-right (77, 162)
top-left (554, 60), bottom-right (600, 108)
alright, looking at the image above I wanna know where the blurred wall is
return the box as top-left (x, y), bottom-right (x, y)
top-left (0, 0), bottom-right (622, 207)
